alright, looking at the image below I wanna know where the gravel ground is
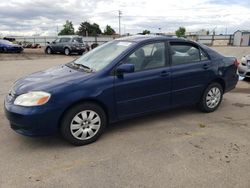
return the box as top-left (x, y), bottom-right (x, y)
top-left (0, 47), bottom-right (250, 188)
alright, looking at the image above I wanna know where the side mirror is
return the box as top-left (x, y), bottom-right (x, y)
top-left (47, 42), bottom-right (50, 44)
top-left (116, 64), bottom-right (135, 75)
top-left (52, 41), bottom-right (56, 44)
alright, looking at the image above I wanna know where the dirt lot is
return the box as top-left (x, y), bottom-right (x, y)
top-left (0, 48), bottom-right (80, 61)
top-left (0, 47), bottom-right (250, 188)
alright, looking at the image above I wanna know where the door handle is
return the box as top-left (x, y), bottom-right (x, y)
top-left (203, 63), bottom-right (210, 69)
top-left (160, 71), bottom-right (170, 77)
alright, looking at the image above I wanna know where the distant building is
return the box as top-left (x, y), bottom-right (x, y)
top-left (186, 29), bottom-right (209, 36)
top-left (233, 30), bottom-right (250, 46)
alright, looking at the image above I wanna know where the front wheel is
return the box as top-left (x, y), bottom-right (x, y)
top-left (60, 103), bottom-right (107, 146)
top-left (198, 83), bottom-right (223, 113)
top-left (45, 47), bottom-right (52, 54)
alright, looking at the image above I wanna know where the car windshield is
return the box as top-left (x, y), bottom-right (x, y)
top-left (0, 40), bottom-right (12, 45)
top-left (73, 40), bottom-right (133, 71)
top-left (72, 37), bottom-right (83, 43)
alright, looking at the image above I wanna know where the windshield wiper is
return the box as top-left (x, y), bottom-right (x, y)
top-left (71, 62), bottom-right (95, 73)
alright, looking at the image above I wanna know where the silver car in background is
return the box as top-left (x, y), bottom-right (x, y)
top-left (238, 55), bottom-right (250, 78)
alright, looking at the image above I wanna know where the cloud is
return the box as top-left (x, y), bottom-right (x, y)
top-left (0, 0), bottom-right (249, 36)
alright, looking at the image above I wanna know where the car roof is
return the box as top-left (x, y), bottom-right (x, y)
top-left (116, 35), bottom-right (187, 43)
top-left (57, 35), bottom-right (81, 38)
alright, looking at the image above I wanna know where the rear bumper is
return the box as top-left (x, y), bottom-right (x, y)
top-left (70, 47), bottom-right (86, 53)
top-left (4, 100), bottom-right (62, 136)
top-left (224, 73), bottom-right (239, 93)
top-left (238, 65), bottom-right (250, 77)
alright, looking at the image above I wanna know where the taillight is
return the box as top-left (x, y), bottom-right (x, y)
top-left (234, 59), bottom-right (240, 67)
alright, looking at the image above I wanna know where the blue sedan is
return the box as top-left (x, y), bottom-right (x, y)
top-left (4, 35), bottom-right (238, 145)
top-left (0, 39), bottom-right (23, 53)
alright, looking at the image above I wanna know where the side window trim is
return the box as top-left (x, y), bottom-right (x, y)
top-left (199, 47), bottom-right (210, 61)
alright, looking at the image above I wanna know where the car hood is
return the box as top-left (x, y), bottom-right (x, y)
top-left (244, 54), bottom-right (250, 60)
top-left (12, 64), bottom-right (91, 95)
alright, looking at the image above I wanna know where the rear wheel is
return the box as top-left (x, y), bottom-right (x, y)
top-left (60, 103), bottom-right (107, 146)
top-left (198, 83), bottom-right (223, 112)
top-left (64, 48), bottom-right (70, 56)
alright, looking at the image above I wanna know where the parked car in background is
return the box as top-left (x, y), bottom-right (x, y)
top-left (0, 39), bottom-right (23, 53)
top-left (238, 55), bottom-right (250, 78)
top-left (45, 36), bottom-right (87, 55)
top-left (5, 35), bottom-right (238, 146)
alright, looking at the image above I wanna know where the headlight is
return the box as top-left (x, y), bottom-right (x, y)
top-left (241, 57), bottom-right (247, 64)
top-left (14, 91), bottom-right (51, 106)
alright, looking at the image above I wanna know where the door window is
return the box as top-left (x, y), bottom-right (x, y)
top-left (60, 38), bottom-right (71, 43)
top-left (124, 42), bottom-right (165, 71)
top-left (170, 42), bottom-right (206, 65)
top-left (54, 38), bottom-right (60, 43)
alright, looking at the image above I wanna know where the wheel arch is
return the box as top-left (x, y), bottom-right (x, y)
top-left (64, 46), bottom-right (71, 50)
top-left (58, 98), bottom-right (109, 128)
top-left (211, 78), bottom-right (225, 92)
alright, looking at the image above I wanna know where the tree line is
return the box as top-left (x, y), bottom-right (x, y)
top-left (59, 20), bottom-right (116, 36)
top-left (58, 20), bottom-right (187, 37)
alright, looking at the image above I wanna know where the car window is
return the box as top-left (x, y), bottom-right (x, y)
top-left (74, 41), bottom-right (134, 71)
top-left (124, 42), bottom-right (165, 71)
top-left (170, 43), bottom-right (201, 65)
top-left (200, 49), bottom-right (208, 61)
top-left (54, 38), bottom-right (60, 43)
top-left (73, 37), bottom-right (83, 43)
top-left (60, 38), bottom-right (71, 43)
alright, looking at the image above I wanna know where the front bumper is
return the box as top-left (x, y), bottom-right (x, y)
top-left (238, 64), bottom-right (250, 77)
top-left (4, 99), bottom-right (63, 136)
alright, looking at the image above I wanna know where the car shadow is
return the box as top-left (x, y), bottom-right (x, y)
top-left (106, 105), bottom-right (198, 134)
top-left (16, 105), bottom-right (199, 148)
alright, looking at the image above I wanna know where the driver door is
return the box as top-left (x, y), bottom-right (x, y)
top-left (114, 42), bottom-right (171, 119)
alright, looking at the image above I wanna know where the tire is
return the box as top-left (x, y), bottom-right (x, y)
top-left (45, 47), bottom-right (52, 54)
top-left (60, 103), bottom-right (107, 146)
top-left (198, 82), bottom-right (223, 113)
top-left (243, 77), bottom-right (250, 82)
top-left (64, 48), bottom-right (70, 56)
top-left (78, 52), bottom-right (83, 55)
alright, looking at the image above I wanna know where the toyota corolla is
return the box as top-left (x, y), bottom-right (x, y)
top-left (4, 35), bottom-right (238, 145)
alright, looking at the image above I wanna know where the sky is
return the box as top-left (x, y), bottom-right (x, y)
top-left (0, 0), bottom-right (250, 36)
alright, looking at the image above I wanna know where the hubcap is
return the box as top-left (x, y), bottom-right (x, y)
top-left (47, 48), bottom-right (51, 54)
top-left (65, 48), bottom-right (69, 55)
top-left (70, 110), bottom-right (101, 140)
top-left (206, 87), bottom-right (221, 109)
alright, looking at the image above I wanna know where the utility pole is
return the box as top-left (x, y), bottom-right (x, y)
top-left (56, 25), bottom-right (59, 36)
top-left (118, 10), bottom-right (122, 36)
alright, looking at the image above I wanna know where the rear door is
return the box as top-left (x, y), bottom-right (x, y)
top-left (169, 41), bottom-right (212, 106)
top-left (58, 37), bottom-right (71, 52)
top-left (114, 41), bottom-right (171, 118)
